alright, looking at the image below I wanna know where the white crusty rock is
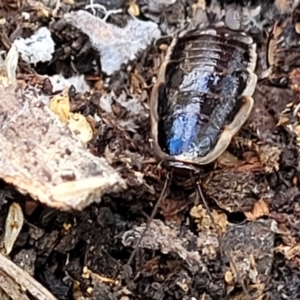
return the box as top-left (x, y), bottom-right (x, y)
top-left (13, 27), bottom-right (55, 65)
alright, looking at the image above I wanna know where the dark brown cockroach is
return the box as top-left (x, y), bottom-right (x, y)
top-left (151, 24), bottom-right (257, 167)
top-left (126, 21), bottom-right (258, 275)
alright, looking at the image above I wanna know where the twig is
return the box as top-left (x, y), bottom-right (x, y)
top-left (0, 253), bottom-right (58, 300)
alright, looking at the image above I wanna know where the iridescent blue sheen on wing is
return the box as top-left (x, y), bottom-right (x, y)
top-left (167, 103), bottom-right (199, 155)
top-left (157, 28), bottom-right (252, 158)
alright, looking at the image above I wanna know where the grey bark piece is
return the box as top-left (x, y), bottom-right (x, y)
top-left (122, 219), bottom-right (205, 268)
top-left (64, 10), bottom-right (161, 75)
top-left (0, 48), bottom-right (126, 211)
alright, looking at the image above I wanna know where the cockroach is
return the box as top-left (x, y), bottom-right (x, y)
top-left (126, 21), bottom-right (257, 296)
top-left (151, 25), bottom-right (257, 167)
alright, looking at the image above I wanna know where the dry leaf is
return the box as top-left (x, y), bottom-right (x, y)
top-left (276, 116), bottom-right (290, 126)
top-left (0, 44), bottom-right (18, 87)
top-left (224, 270), bottom-right (234, 285)
top-left (275, 244), bottom-right (300, 261)
top-left (190, 204), bottom-right (228, 234)
top-left (216, 151), bottom-right (244, 168)
top-left (4, 203), bottom-right (24, 255)
top-left (49, 87), bottom-right (70, 123)
top-left (256, 145), bottom-right (281, 173)
top-left (67, 113), bottom-right (93, 144)
top-left (196, 0), bottom-right (206, 10)
top-left (83, 267), bottom-right (119, 285)
top-left (128, 0), bottom-right (140, 16)
top-left (244, 199), bottom-right (269, 220)
top-left (229, 283), bottom-right (265, 300)
top-left (190, 205), bottom-right (227, 259)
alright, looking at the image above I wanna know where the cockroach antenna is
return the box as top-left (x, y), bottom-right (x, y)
top-left (126, 172), bottom-right (172, 267)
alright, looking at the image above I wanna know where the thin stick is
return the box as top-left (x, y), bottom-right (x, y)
top-left (126, 172), bottom-right (171, 266)
top-left (0, 253), bottom-right (57, 300)
top-left (196, 180), bottom-right (252, 299)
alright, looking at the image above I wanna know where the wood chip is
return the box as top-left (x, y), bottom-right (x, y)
top-left (0, 253), bottom-right (57, 300)
top-left (0, 46), bottom-right (126, 211)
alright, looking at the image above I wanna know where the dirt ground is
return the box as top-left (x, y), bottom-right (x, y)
top-left (1, 0), bottom-right (300, 299)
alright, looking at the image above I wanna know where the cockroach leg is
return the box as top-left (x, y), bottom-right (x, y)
top-left (195, 178), bottom-right (219, 236)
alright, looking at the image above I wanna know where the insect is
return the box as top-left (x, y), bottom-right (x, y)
top-left (126, 20), bottom-right (258, 279)
top-left (150, 23), bottom-right (257, 169)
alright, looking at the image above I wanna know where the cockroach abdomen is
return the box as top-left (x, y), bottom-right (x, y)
top-left (151, 23), bottom-right (257, 166)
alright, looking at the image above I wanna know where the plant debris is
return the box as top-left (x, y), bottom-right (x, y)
top-left (0, 252), bottom-right (58, 300)
top-left (0, 46), bottom-right (126, 211)
top-left (122, 219), bottom-right (205, 267)
top-left (4, 202), bottom-right (24, 255)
